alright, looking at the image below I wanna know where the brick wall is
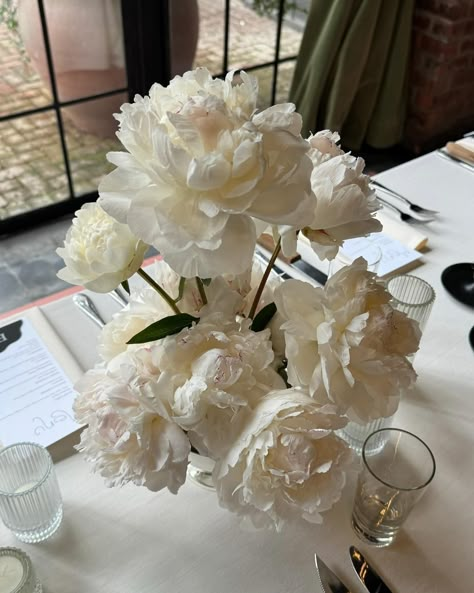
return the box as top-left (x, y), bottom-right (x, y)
top-left (404, 0), bottom-right (474, 153)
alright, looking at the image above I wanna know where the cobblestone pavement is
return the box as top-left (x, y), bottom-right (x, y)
top-left (195, 0), bottom-right (304, 104)
top-left (0, 0), bottom-right (303, 223)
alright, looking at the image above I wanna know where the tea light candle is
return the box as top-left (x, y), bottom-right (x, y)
top-left (0, 548), bottom-right (41, 593)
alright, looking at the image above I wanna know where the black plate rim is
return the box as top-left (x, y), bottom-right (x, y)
top-left (441, 262), bottom-right (474, 308)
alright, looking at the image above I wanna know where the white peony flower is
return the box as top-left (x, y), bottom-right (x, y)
top-left (74, 355), bottom-right (190, 494)
top-left (215, 389), bottom-right (353, 531)
top-left (144, 259), bottom-right (242, 316)
top-left (98, 286), bottom-right (171, 362)
top-left (302, 130), bottom-right (382, 260)
top-left (98, 261), bottom-right (244, 363)
top-left (280, 130), bottom-right (381, 260)
top-left (224, 256), bottom-right (282, 316)
top-left (152, 311), bottom-right (285, 457)
top-left (98, 67), bottom-right (314, 278)
top-left (57, 202), bottom-right (148, 292)
top-left (274, 259), bottom-right (421, 423)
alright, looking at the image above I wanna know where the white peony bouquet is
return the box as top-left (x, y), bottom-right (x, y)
top-left (57, 68), bottom-right (420, 531)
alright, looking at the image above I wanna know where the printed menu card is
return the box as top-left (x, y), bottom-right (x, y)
top-left (0, 308), bottom-right (83, 447)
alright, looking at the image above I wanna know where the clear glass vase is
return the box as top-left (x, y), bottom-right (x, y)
top-left (187, 452), bottom-right (216, 490)
top-left (336, 415), bottom-right (395, 456)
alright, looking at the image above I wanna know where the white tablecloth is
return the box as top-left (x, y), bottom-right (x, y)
top-left (1, 152), bottom-right (473, 593)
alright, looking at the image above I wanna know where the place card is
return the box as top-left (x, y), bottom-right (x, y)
top-left (0, 308), bottom-right (83, 448)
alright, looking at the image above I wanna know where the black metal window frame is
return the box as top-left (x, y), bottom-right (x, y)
top-left (0, 0), bottom-right (297, 236)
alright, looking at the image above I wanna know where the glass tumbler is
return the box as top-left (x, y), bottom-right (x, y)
top-left (336, 414), bottom-right (394, 456)
top-left (0, 443), bottom-right (63, 543)
top-left (351, 428), bottom-right (436, 547)
top-left (386, 274), bottom-right (435, 332)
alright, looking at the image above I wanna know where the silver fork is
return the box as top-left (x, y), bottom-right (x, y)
top-left (376, 195), bottom-right (435, 224)
top-left (371, 179), bottom-right (439, 216)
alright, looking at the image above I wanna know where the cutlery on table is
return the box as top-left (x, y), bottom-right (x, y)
top-left (72, 293), bottom-right (106, 328)
top-left (350, 546), bottom-right (393, 593)
top-left (255, 247), bottom-right (327, 286)
top-left (376, 195), bottom-right (435, 224)
top-left (437, 147), bottom-right (474, 171)
top-left (370, 179), bottom-right (439, 216)
top-left (109, 286), bottom-right (129, 307)
top-left (314, 554), bottom-right (353, 593)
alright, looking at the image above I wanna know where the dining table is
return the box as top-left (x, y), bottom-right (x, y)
top-left (0, 149), bottom-right (473, 593)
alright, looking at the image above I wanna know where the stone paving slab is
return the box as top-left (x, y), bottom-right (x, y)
top-left (0, 215), bottom-right (73, 314)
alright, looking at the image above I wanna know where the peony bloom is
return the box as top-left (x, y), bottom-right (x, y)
top-left (224, 256), bottom-right (282, 316)
top-left (98, 261), bottom-right (244, 363)
top-left (215, 389), bottom-right (353, 531)
top-left (152, 311), bottom-right (285, 457)
top-left (98, 67), bottom-right (314, 279)
top-left (274, 259), bottom-right (421, 423)
top-left (57, 202), bottom-right (148, 292)
top-left (303, 130), bottom-right (381, 259)
top-left (74, 355), bottom-right (190, 494)
top-left (281, 130), bottom-right (381, 260)
top-left (98, 286), bottom-right (171, 362)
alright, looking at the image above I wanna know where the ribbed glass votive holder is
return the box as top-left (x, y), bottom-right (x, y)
top-left (0, 443), bottom-right (63, 543)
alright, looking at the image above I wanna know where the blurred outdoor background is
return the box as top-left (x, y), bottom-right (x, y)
top-left (0, 0), bottom-right (473, 311)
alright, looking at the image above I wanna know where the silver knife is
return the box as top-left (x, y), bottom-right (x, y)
top-left (255, 246), bottom-right (327, 286)
top-left (437, 148), bottom-right (474, 172)
top-left (109, 286), bottom-right (129, 307)
top-left (314, 554), bottom-right (354, 593)
top-left (349, 546), bottom-right (393, 593)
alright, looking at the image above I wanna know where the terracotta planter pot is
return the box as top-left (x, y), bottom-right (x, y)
top-left (17, 0), bottom-right (199, 138)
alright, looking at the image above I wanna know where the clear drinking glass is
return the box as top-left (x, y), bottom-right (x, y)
top-left (0, 443), bottom-right (63, 543)
top-left (328, 240), bottom-right (382, 277)
top-left (351, 428), bottom-right (436, 547)
top-left (188, 452), bottom-right (216, 490)
top-left (386, 275), bottom-right (435, 332)
top-left (336, 414), bottom-right (394, 456)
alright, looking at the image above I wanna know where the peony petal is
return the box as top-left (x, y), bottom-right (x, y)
top-left (187, 154), bottom-right (232, 190)
top-left (163, 214), bottom-right (257, 278)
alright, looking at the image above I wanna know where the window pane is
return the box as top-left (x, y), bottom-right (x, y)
top-left (62, 93), bottom-right (126, 197)
top-left (276, 60), bottom-right (296, 104)
top-left (250, 66), bottom-right (273, 109)
top-left (229, 1), bottom-right (277, 70)
top-left (280, 6), bottom-right (306, 59)
top-left (0, 3), bottom-right (52, 117)
top-left (193, 0), bottom-right (225, 75)
top-left (0, 111), bottom-right (69, 220)
top-left (44, 0), bottom-right (126, 102)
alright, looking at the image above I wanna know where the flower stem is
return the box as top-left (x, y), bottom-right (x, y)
top-left (195, 277), bottom-right (208, 305)
top-left (137, 268), bottom-right (181, 315)
top-left (248, 238), bottom-right (281, 320)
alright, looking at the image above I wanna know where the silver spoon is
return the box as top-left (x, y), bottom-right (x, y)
top-left (72, 293), bottom-right (106, 328)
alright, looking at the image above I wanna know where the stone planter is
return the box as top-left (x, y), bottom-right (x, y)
top-left (17, 0), bottom-right (199, 138)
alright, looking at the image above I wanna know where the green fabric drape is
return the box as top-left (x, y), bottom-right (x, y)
top-left (290, 0), bottom-right (415, 149)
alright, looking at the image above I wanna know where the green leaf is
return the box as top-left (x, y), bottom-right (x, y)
top-left (127, 313), bottom-right (199, 344)
top-left (250, 302), bottom-right (277, 332)
top-left (121, 280), bottom-right (130, 295)
top-left (201, 278), bottom-right (212, 286)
